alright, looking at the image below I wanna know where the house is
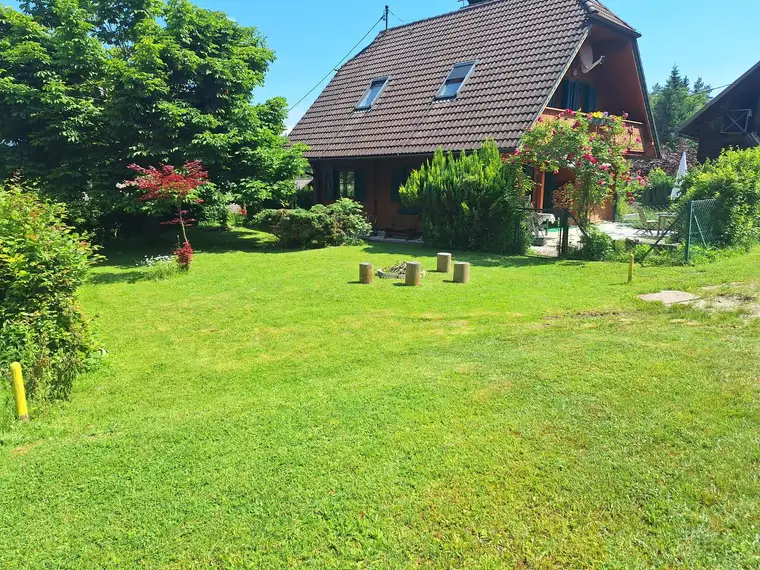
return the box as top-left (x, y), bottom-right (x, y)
top-left (289, 0), bottom-right (659, 234)
top-left (679, 60), bottom-right (760, 162)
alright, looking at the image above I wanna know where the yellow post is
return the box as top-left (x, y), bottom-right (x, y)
top-left (10, 362), bottom-right (29, 421)
top-left (628, 254), bottom-right (635, 284)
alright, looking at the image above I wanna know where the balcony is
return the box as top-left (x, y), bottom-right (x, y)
top-left (541, 107), bottom-right (655, 157)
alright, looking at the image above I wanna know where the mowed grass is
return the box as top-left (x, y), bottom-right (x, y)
top-left (1, 228), bottom-right (760, 569)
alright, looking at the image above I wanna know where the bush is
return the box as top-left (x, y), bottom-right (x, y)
top-left (399, 141), bottom-right (531, 254)
top-left (570, 226), bottom-right (614, 260)
top-left (680, 147), bottom-right (760, 248)
top-left (255, 199), bottom-right (371, 249)
top-left (641, 168), bottom-right (675, 206)
top-left (0, 181), bottom-right (98, 402)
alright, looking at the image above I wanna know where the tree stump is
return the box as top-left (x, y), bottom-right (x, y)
top-left (453, 262), bottom-right (470, 284)
top-left (437, 253), bottom-right (452, 273)
top-left (405, 262), bottom-right (422, 287)
top-left (359, 262), bottom-right (374, 285)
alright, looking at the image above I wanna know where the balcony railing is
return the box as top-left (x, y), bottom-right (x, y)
top-left (541, 107), bottom-right (654, 157)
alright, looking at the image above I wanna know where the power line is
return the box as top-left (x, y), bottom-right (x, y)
top-left (697, 82), bottom-right (731, 95)
top-left (288, 14), bottom-right (385, 113)
top-left (388, 7), bottom-right (405, 24)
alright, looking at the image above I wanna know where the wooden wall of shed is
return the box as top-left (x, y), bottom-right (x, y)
top-left (310, 156), bottom-right (427, 231)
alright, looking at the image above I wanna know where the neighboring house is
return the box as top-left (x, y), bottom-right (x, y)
top-left (289, 0), bottom-right (659, 234)
top-left (679, 60), bottom-right (760, 162)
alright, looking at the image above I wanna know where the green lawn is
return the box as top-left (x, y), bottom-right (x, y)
top-left (2, 228), bottom-right (760, 569)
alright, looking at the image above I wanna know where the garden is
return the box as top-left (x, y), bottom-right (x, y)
top-left (2, 223), bottom-right (760, 568)
top-left (2, 1), bottom-right (760, 565)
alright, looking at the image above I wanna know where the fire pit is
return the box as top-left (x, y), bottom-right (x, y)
top-left (376, 262), bottom-right (427, 280)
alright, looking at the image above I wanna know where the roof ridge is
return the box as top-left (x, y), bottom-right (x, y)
top-left (381, 0), bottom-right (506, 34)
top-left (580, 0), bottom-right (638, 34)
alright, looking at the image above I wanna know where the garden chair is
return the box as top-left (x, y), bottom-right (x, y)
top-left (635, 205), bottom-right (658, 235)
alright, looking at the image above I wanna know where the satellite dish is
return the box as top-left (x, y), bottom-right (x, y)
top-left (580, 44), bottom-right (606, 74)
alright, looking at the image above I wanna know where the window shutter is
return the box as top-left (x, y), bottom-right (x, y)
top-left (566, 81), bottom-right (579, 111)
top-left (584, 84), bottom-right (598, 113)
top-left (355, 170), bottom-right (367, 202)
top-left (559, 80), bottom-right (570, 109)
top-left (544, 172), bottom-right (555, 209)
top-left (332, 170), bottom-right (340, 201)
top-left (391, 168), bottom-right (403, 203)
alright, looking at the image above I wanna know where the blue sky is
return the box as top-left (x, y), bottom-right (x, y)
top-left (4, 0), bottom-right (760, 130)
top-left (193, 0), bottom-right (760, 131)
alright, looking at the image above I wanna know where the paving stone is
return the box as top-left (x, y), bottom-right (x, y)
top-left (638, 291), bottom-right (700, 306)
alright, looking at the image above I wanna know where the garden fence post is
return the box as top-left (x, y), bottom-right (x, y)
top-left (685, 201), bottom-right (694, 264)
top-left (560, 209), bottom-right (570, 258)
top-left (9, 363), bottom-right (29, 422)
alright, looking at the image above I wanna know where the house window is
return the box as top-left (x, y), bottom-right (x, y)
top-left (550, 80), bottom-right (598, 113)
top-left (338, 171), bottom-right (356, 198)
top-left (356, 77), bottom-right (390, 110)
top-left (436, 62), bottom-right (476, 100)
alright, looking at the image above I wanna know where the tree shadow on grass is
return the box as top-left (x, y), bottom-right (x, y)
top-left (95, 227), bottom-right (290, 269)
top-left (360, 241), bottom-right (581, 269)
top-left (87, 270), bottom-right (148, 285)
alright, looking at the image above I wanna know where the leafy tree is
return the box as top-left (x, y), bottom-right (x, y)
top-left (0, 0), bottom-right (307, 234)
top-left (650, 65), bottom-right (711, 149)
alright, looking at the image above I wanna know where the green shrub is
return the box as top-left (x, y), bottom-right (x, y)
top-left (255, 199), bottom-right (371, 249)
top-left (570, 226), bottom-right (614, 260)
top-left (642, 168), bottom-right (675, 206)
top-left (399, 141), bottom-right (531, 254)
top-left (680, 147), bottom-right (760, 248)
top-left (0, 181), bottom-right (98, 402)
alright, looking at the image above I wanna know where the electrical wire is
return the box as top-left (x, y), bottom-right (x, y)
top-left (288, 15), bottom-right (386, 113)
top-left (388, 7), bottom-right (405, 24)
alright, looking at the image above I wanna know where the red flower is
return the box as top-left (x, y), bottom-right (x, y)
top-left (240, 209), bottom-right (248, 216)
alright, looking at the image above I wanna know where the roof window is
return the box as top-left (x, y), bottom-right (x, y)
top-left (356, 77), bottom-right (390, 110)
top-left (437, 62), bottom-right (476, 99)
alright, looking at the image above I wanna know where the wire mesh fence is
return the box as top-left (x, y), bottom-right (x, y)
top-left (516, 199), bottom-right (721, 264)
top-left (517, 208), bottom-right (589, 258)
top-left (627, 199), bottom-right (721, 263)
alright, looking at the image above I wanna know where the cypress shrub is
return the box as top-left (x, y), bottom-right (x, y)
top-left (399, 141), bottom-right (531, 253)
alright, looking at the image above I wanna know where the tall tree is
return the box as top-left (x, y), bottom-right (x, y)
top-left (0, 0), bottom-right (306, 232)
top-left (650, 64), bottom-right (711, 149)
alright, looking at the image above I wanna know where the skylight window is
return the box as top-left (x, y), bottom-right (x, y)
top-left (437, 62), bottom-right (476, 100)
top-left (356, 77), bottom-right (390, 110)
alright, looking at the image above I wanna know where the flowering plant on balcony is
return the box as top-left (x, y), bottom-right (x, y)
top-left (514, 110), bottom-right (647, 224)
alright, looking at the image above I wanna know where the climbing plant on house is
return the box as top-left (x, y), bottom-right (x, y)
top-left (518, 111), bottom-right (648, 224)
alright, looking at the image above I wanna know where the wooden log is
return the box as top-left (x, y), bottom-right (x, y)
top-left (453, 262), bottom-right (470, 284)
top-left (437, 253), bottom-right (452, 273)
top-left (359, 262), bottom-right (374, 285)
top-left (405, 262), bottom-right (422, 287)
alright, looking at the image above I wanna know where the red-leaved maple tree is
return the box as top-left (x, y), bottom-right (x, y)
top-left (122, 161), bottom-right (209, 269)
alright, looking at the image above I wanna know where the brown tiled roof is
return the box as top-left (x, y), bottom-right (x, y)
top-left (584, 1), bottom-right (638, 34)
top-left (290, 0), bottom-right (627, 159)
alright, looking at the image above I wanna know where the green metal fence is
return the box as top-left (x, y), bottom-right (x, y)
top-left (640, 198), bottom-right (721, 263)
